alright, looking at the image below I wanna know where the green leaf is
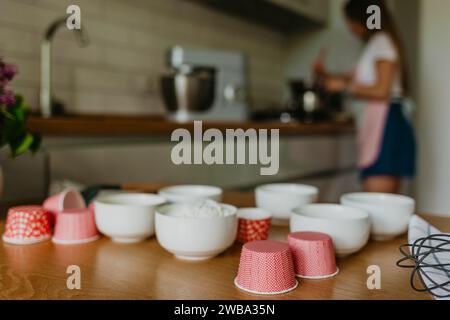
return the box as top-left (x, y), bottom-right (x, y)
top-left (14, 95), bottom-right (24, 107)
top-left (10, 133), bottom-right (34, 157)
top-left (1, 93), bottom-right (41, 157)
top-left (10, 107), bottom-right (26, 122)
top-left (3, 117), bottom-right (25, 144)
top-left (1, 108), bottom-right (14, 120)
top-left (6, 95), bottom-right (29, 122)
top-left (30, 133), bottom-right (42, 154)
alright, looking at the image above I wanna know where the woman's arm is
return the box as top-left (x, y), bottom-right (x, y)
top-left (349, 60), bottom-right (397, 100)
top-left (312, 48), bottom-right (353, 86)
top-left (323, 74), bottom-right (352, 92)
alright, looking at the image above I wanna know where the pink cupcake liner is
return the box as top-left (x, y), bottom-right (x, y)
top-left (234, 277), bottom-right (298, 295)
top-left (2, 206), bottom-right (52, 245)
top-left (52, 234), bottom-right (100, 245)
top-left (43, 190), bottom-right (86, 225)
top-left (52, 208), bottom-right (100, 245)
top-left (235, 240), bottom-right (298, 295)
top-left (2, 234), bottom-right (51, 246)
top-left (288, 231), bottom-right (338, 279)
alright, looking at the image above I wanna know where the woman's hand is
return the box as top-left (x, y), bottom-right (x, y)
top-left (324, 76), bottom-right (349, 93)
top-left (312, 47), bottom-right (353, 93)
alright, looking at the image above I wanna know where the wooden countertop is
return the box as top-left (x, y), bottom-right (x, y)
top-left (27, 115), bottom-right (354, 136)
top-left (0, 190), bottom-right (447, 300)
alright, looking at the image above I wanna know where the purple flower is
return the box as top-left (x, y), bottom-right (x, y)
top-left (0, 90), bottom-right (16, 106)
top-left (0, 79), bottom-right (7, 88)
top-left (2, 63), bottom-right (17, 81)
top-left (0, 60), bottom-right (18, 105)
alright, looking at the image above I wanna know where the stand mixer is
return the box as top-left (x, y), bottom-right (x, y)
top-left (161, 46), bottom-right (248, 122)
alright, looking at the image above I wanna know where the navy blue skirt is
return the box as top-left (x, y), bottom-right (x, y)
top-left (361, 102), bottom-right (416, 179)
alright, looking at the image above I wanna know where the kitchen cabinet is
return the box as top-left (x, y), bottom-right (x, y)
top-left (189, 0), bottom-right (329, 32)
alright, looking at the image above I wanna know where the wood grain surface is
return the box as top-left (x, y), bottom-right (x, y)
top-left (1, 191), bottom-right (448, 300)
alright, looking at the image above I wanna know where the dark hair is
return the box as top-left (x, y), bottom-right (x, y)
top-left (344, 0), bottom-right (409, 94)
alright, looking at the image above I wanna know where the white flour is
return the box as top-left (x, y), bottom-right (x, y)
top-left (167, 200), bottom-right (233, 218)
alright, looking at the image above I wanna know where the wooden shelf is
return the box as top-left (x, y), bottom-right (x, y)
top-left (27, 115), bottom-right (354, 137)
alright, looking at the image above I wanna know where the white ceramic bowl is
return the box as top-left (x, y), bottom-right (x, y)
top-left (341, 193), bottom-right (415, 241)
top-left (290, 204), bottom-right (371, 257)
top-left (155, 203), bottom-right (237, 261)
top-left (237, 208), bottom-right (272, 221)
top-left (158, 185), bottom-right (222, 203)
top-left (94, 193), bottom-right (166, 243)
top-left (255, 184), bottom-right (318, 225)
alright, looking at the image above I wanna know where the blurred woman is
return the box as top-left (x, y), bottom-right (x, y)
top-left (313, 0), bottom-right (416, 194)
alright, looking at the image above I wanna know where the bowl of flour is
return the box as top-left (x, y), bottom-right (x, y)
top-left (155, 200), bottom-right (237, 261)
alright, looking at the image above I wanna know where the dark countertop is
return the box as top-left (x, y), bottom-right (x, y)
top-left (27, 115), bottom-right (354, 137)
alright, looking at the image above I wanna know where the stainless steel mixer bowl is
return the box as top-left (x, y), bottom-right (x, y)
top-left (160, 69), bottom-right (216, 114)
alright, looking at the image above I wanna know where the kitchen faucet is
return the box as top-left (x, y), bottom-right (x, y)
top-left (40, 17), bottom-right (89, 118)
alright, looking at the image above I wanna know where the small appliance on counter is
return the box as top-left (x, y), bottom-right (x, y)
top-left (250, 78), bottom-right (346, 124)
top-left (160, 46), bottom-right (248, 122)
top-left (288, 78), bottom-right (344, 123)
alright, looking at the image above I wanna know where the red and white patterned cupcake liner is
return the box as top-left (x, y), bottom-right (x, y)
top-left (288, 231), bottom-right (339, 279)
top-left (237, 208), bottom-right (271, 244)
top-left (234, 240), bottom-right (298, 295)
top-left (2, 206), bottom-right (52, 245)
